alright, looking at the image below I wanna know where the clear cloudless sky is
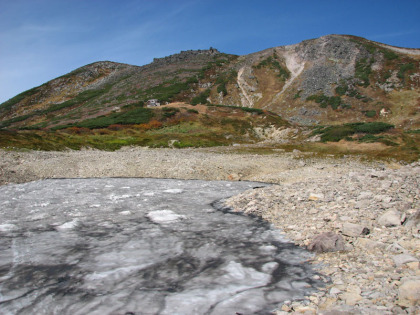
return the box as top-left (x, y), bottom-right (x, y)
top-left (1, 0), bottom-right (419, 103)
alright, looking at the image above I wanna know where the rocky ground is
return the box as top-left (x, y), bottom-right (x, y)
top-left (0, 146), bottom-right (419, 314)
top-left (227, 161), bottom-right (420, 314)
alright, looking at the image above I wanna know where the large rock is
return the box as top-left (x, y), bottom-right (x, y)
top-left (404, 209), bottom-right (420, 229)
top-left (341, 222), bottom-right (370, 237)
top-left (307, 232), bottom-right (345, 253)
top-left (378, 209), bottom-right (402, 227)
top-left (393, 254), bottom-right (419, 267)
top-left (398, 279), bottom-right (420, 306)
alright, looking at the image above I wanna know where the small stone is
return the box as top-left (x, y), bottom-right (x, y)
top-left (293, 306), bottom-right (317, 314)
top-left (378, 209), bottom-right (402, 227)
top-left (387, 242), bottom-right (406, 253)
top-left (329, 287), bottom-right (342, 296)
top-left (341, 222), bottom-right (370, 237)
top-left (341, 292), bottom-right (363, 306)
top-left (280, 304), bottom-right (292, 312)
top-left (357, 191), bottom-right (373, 200)
top-left (393, 254), bottom-right (419, 267)
top-left (309, 193), bottom-right (324, 201)
top-left (398, 279), bottom-right (420, 306)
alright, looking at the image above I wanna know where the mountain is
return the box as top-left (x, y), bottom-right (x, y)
top-left (0, 35), bottom-right (419, 159)
top-left (1, 34), bottom-right (419, 131)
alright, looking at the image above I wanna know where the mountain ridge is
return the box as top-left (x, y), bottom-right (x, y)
top-left (0, 34), bottom-right (419, 158)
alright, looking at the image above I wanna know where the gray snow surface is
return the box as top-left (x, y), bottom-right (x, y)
top-left (0, 178), bottom-right (322, 314)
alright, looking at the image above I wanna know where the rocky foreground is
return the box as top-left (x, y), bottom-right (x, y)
top-left (227, 161), bottom-right (420, 314)
top-left (0, 147), bottom-right (419, 314)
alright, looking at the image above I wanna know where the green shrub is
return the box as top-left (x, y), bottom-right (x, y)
top-left (397, 63), bottom-right (415, 80)
top-left (141, 81), bottom-right (190, 103)
top-left (352, 122), bottom-right (394, 134)
top-left (355, 58), bottom-right (373, 87)
top-left (74, 107), bottom-right (153, 129)
top-left (161, 107), bottom-right (180, 118)
top-left (241, 107), bottom-right (263, 114)
top-left (217, 83), bottom-right (228, 96)
top-left (364, 110), bottom-right (376, 118)
top-left (306, 94), bottom-right (343, 110)
top-left (319, 125), bottom-right (355, 142)
top-left (254, 55), bottom-right (290, 81)
top-left (0, 86), bottom-right (40, 113)
top-left (382, 49), bottom-right (399, 60)
top-left (293, 90), bottom-right (302, 99)
top-left (335, 85), bottom-right (348, 96)
top-left (315, 122), bottom-right (394, 142)
top-left (191, 89), bottom-right (211, 105)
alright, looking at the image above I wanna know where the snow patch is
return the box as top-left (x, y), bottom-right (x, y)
top-left (0, 223), bottom-right (18, 232)
top-left (55, 219), bottom-right (79, 231)
top-left (147, 210), bottom-right (186, 224)
top-left (163, 189), bottom-right (184, 194)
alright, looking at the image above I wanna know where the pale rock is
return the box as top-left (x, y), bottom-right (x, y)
top-left (378, 209), bottom-right (402, 227)
top-left (374, 194), bottom-right (392, 203)
top-left (354, 199), bottom-right (370, 209)
top-left (339, 215), bottom-right (351, 222)
top-left (407, 262), bottom-right (419, 270)
top-left (329, 287), bottom-right (342, 296)
top-left (309, 193), bottom-right (324, 201)
top-left (357, 238), bottom-right (385, 250)
top-left (319, 310), bottom-right (354, 315)
top-left (280, 304), bottom-right (292, 312)
top-left (341, 222), bottom-right (370, 237)
top-left (393, 254), bottom-right (419, 267)
top-left (404, 209), bottom-right (420, 228)
top-left (398, 279), bottom-right (420, 306)
top-left (341, 292), bottom-right (363, 306)
top-left (357, 191), bottom-right (373, 200)
top-left (387, 242), bottom-right (407, 254)
top-left (293, 306), bottom-right (317, 314)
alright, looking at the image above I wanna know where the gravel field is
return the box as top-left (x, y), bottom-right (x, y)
top-left (0, 146), bottom-right (376, 186)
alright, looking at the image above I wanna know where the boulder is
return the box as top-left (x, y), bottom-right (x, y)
top-left (307, 232), bottom-right (345, 253)
top-left (341, 222), bottom-right (370, 237)
top-left (378, 209), bottom-right (402, 227)
top-left (398, 279), bottom-right (420, 306)
top-left (404, 209), bottom-right (420, 228)
top-left (393, 254), bottom-right (419, 267)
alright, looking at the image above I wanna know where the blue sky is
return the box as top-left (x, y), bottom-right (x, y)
top-left (1, 0), bottom-right (419, 104)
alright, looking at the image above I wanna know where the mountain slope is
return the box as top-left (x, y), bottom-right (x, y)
top-left (0, 35), bottom-right (419, 132)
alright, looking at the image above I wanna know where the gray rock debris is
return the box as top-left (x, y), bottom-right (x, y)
top-left (226, 162), bottom-right (420, 314)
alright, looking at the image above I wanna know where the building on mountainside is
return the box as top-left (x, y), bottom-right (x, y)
top-left (146, 99), bottom-right (161, 107)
